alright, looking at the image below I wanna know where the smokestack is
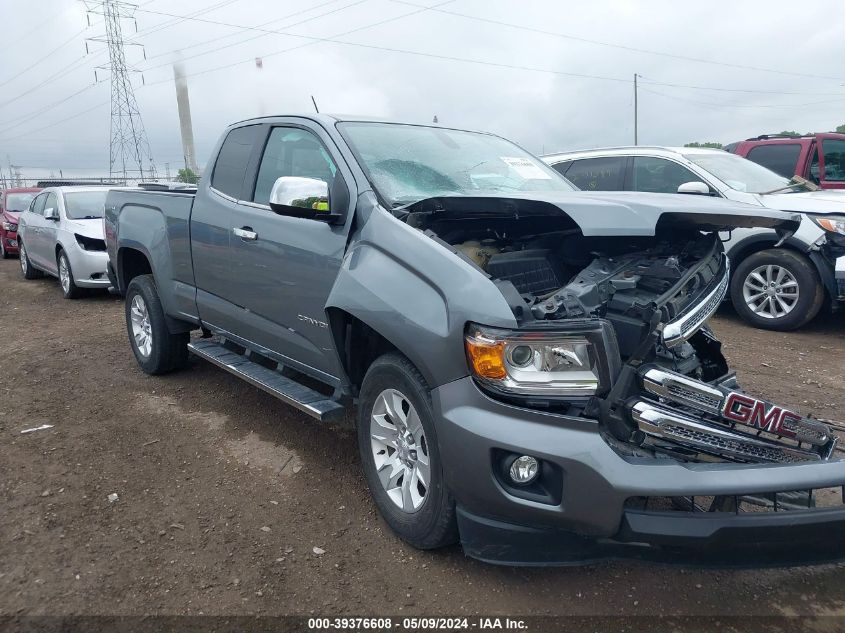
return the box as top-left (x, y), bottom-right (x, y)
top-left (172, 62), bottom-right (198, 175)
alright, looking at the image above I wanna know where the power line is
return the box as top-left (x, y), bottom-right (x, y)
top-left (141, 0), bottom-right (346, 63)
top-left (0, 82), bottom-right (104, 136)
top-left (639, 86), bottom-right (845, 110)
top-left (139, 0), bottom-right (369, 73)
top-left (0, 101), bottom-right (109, 142)
top-left (0, 27), bottom-right (89, 90)
top-left (389, 0), bottom-right (845, 84)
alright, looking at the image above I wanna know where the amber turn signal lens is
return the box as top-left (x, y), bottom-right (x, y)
top-left (465, 337), bottom-right (507, 380)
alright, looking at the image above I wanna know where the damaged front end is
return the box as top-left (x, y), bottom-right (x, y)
top-left (406, 194), bottom-right (842, 469)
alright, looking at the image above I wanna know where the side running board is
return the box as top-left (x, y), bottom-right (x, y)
top-left (187, 339), bottom-right (346, 423)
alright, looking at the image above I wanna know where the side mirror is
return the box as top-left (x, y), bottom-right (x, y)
top-left (44, 207), bottom-right (59, 220)
top-left (268, 176), bottom-right (343, 223)
top-left (677, 181), bottom-right (712, 196)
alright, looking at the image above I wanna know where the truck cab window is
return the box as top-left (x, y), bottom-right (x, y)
top-left (253, 127), bottom-right (337, 205)
top-left (211, 124), bottom-right (262, 199)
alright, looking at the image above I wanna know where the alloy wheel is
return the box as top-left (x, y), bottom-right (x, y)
top-left (59, 256), bottom-right (70, 294)
top-left (19, 243), bottom-right (27, 274)
top-left (742, 264), bottom-right (799, 320)
top-left (369, 388), bottom-right (430, 513)
top-left (130, 294), bottom-right (153, 358)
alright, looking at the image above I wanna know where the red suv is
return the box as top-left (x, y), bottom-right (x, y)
top-left (726, 133), bottom-right (845, 190)
top-left (0, 187), bottom-right (41, 258)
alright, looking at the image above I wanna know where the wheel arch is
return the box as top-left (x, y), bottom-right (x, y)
top-left (727, 234), bottom-right (829, 298)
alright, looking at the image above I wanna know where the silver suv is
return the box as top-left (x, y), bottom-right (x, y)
top-left (544, 146), bottom-right (845, 331)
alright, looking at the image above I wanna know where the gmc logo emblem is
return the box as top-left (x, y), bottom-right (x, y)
top-left (721, 392), bottom-right (801, 439)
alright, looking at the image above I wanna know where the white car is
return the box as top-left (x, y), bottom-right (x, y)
top-left (17, 186), bottom-right (112, 299)
top-left (543, 147), bottom-right (845, 331)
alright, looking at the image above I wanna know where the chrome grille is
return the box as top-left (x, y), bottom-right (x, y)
top-left (662, 254), bottom-right (729, 348)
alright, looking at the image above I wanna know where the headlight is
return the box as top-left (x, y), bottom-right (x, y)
top-left (810, 215), bottom-right (845, 235)
top-left (2, 222), bottom-right (17, 232)
top-left (464, 321), bottom-right (618, 399)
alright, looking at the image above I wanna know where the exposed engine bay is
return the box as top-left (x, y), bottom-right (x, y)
top-left (403, 199), bottom-right (842, 466)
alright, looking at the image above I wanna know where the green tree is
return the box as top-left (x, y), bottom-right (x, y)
top-left (176, 168), bottom-right (199, 184)
top-left (836, 123), bottom-right (845, 134)
top-left (684, 142), bottom-right (723, 149)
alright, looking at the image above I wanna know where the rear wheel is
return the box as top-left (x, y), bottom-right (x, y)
top-left (0, 237), bottom-right (9, 259)
top-left (357, 352), bottom-right (457, 550)
top-left (125, 274), bottom-right (188, 374)
top-left (18, 240), bottom-right (42, 280)
top-left (57, 250), bottom-right (83, 299)
top-left (730, 248), bottom-right (824, 331)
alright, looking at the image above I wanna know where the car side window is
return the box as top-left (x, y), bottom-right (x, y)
top-left (43, 193), bottom-right (58, 216)
top-left (746, 144), bottom-right (802, 179)
top-left (32, 193), bottom-right (47, 215)
top-left (252, 127), bottom-right (338, 205)
top-left (563, 157), bottom-right (625, 191)
top-left (821, 139), bottom-right (845, 182)
top-left (632, 157), bottom-right (703, 194)
top-left (550, 161), bottom-right (572, 177)
top-left (211, 124), bottom-right (262, 199)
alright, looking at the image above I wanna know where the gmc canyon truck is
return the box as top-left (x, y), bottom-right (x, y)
top-left (105, 115), bottom-right (845, 566)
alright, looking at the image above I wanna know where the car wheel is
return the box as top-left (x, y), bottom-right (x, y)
top-left (57, 250), bottom-right (83, 299)
top-left (18, 240), bottom-right (42, 280)
top-left (357, 352), bottom-right (458, 550)
top-left (0, 237), bottom-right (8, 259)
top-left (730, 248), bottom-right (824, 331)
top-left (125, 274), bottom-right (189, 374)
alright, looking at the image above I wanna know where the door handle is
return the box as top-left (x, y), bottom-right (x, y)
top-left (233, 227), bottom-right (257, 241)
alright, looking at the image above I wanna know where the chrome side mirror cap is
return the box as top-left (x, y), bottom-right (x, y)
top-left (677, 181), bottom-right (712, 196)
top-left (269, 176), bottom-right (329, 214)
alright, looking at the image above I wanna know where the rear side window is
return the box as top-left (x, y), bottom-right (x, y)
top-left (211, 124), bottom-right (261, 198)
top-left (632, 156), bottom-right (702, 193)
top-left (746, 144), bottom-right (802, 179)
top-left (563, 157), bottom-right (626, 191)
top-left (822, 139), bottom-right (845, 182)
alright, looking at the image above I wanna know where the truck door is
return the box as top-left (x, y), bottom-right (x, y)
top-left (203, 122), bottom-right (352, 382)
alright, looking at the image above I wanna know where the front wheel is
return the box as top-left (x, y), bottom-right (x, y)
top-left (0, 236), bottom-right (9, 259)
top-left (58, 250), bottom-right (83, 299)
top-left (125, 274), bottom-right (188, 374)
top-left (730, 248), bottom-right (824, 331)
top-left (357, 352), bottom-right (457, 550)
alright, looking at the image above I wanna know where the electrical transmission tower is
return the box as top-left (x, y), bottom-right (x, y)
top-left (84, 0), bottom-right (156, 181)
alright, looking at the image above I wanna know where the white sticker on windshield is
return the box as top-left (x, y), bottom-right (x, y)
top-left (501, 156), bottom-right (552, 180)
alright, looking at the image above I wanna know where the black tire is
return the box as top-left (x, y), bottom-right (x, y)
top-left (125, 274), bottom-right (189, 374)
top-left (57, 250), bottom-right (84, 299)
top-left (730, 248), bottom-right (824, 331)
top-left (357, 352), bottom-right (458, 550)
top-left (0, 236), bottom-right (9, 259)
top-left (18, 239), bottom-right (42, 280)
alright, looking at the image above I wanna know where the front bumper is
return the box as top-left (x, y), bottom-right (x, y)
top-left (434, 376), bottom-right (845, 566)
top-left (65, 245), bottom-right (111, 288)
top-left (2, 229), bottom-right (18, 254)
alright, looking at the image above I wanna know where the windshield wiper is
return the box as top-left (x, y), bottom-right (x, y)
top-left (761, 175), bottom-right (820, 195)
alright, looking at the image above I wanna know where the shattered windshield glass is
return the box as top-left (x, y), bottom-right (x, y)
top-left (338, 122), bottom-right (575, 207)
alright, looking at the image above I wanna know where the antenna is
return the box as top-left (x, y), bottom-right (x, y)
top-left (311, 95), bottom-right (320, 113)
top-left (83, 0), bottom-right (156, 182)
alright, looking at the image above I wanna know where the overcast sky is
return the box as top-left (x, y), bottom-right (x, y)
top-left (1, 0), bottom-right (844, 178)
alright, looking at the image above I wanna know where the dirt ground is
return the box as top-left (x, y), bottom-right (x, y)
top-left (2, 256), bottom-right (845, 624)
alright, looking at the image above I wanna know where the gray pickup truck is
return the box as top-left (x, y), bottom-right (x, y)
top-left (105, 115), bottom-right (845, 566)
